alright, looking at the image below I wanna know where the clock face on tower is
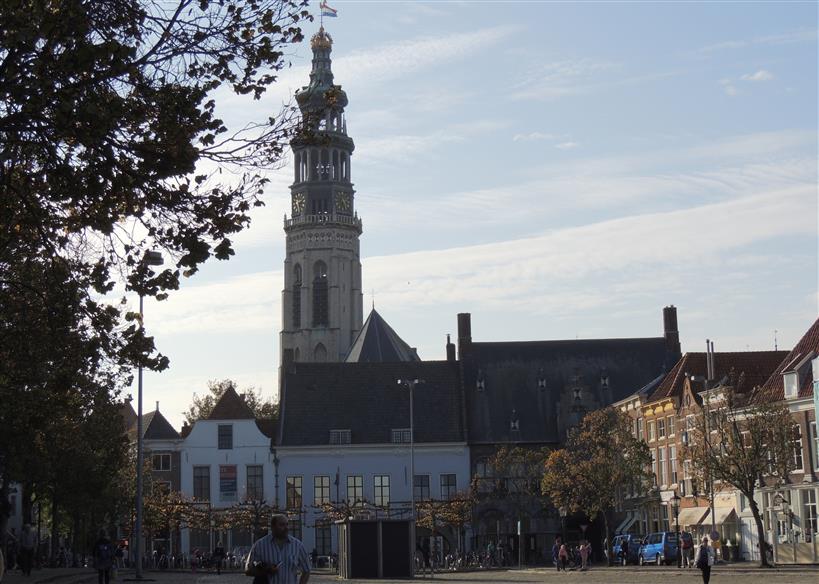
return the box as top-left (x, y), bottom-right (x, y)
top-left (292, 192), bottom-right (306, 215)
top-left (335, 191), bottom-right (351, 213)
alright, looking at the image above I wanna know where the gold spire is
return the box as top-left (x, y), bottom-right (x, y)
top-left (310, 26), bottom-right (333, 50)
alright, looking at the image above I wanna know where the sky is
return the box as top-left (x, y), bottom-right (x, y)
top-left (131, 1), bottom-right (819, 429)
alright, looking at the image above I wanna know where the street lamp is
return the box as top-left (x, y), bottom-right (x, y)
top-left (397, 378), bottom-right (424, 566)
top-left (670, 493), bottom-right (681, 567)
top-left (558, 506), bottom-right (568, 544)
top-left (134, 250), bottom-right (163, 580)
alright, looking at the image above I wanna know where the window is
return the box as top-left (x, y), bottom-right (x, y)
top-left (391, 429), bottom-right (412, 444)
top-left (657, 419), bottom-right (666, 439)
top-left (314, 476), bottom-right (330, 506)
top-left (152, 453), bottom-right (171, 471)
top-left (313, 261), bottom-right (329, 327)
top-left (637, 418), bottom-right (644, 441)
top-left (289, 517), bottom-right (302, 540)
top-left (292, 264), bottom-right (302, 328)
top-left (651, 450), bottom-right (657, 485)
top-left (218, 424), bottom-right (233, 450)
top-left (315, 523), bottom-right (332, 556)
top-left (792, 424), bottom-right (804, 471)
top-left (347, 475), bottom-right (363, 504)
top-left (330, 429), bottom-right (351, 445)
top-left (658, 447), bottom-right (667, 486)
top-left (784, 372), bottom-right (798, 399)
top-left (648, 421), bottom-right (656, 442)
top-left (811, 422), bottom-right (819, 470)
top-left (219, 465), bottom-right (237, 502)
top-left (440, 474), bottom-right (457, 500)
top-left (667, 416), bottom-right (676, 436)
top-left (193, 466), bottom-right (210, 500)
top-left (247, 465), bottom-right (264, 500)
top-left (413, 475), bottom-right (430, 501)
top-left (670, 445), bottom-right (678, 484)
top-left (374, 475), bottom-right (390, 507)
top-left (804, 489), bottom-right (818, 543)
top-left (286, 476), bottom-right (303, 509)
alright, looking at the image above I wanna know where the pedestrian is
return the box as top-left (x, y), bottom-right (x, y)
top-left (115, 544), bottom-right (124, 570)
top-left (244, 513), bottom-right (310, 584)
top-left (558, 542), bottom-right (569, 571)
top-left (18, 524), bottom-right (36, 577)
top-left (579, 540), bottom-right (590, 571)
top-left (620, 537), bottom-right (629, 566)
top-left (551, 538), bottom-right (561, 571)
top-left (93, 530), bottom-right (114, 584)
top-left (213, 540), bottom-right (225, 575)
top-left (310, 548), bottom-right (317, 568)
top-left (682, 533), bottom-right (693, 568)
top-left (695, 536), bottom-right (715, 584)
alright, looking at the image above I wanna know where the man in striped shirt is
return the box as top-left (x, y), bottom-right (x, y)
top-left (245, 514), bottom-right (310, 584)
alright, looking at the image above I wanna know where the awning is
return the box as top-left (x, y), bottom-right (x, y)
top-left (701, 507), bottom-right (737, 526)
top-left (677, 507), bottom-right (709, 528)
top-left (615, 512), bottom-right (637, 534)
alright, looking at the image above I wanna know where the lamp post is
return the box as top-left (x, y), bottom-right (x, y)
top-left (397, 378), bottom-right (424, 566)
top-left (670, 493), bottom-right (681, 568)
top-left (558, 506), bottom-right (568, 544)
top-left (134, 250), bottom-right (163, 580)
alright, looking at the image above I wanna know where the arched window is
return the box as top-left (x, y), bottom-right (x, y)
top-left (312, 261), bottom-right (328, 326)
top-left (340, 153), bottom-right (348, 181)
top-left (332, 150), bottom-right (339, 180)
top-left (313, 343), bottom-right (327, 362)
top-left (294, 347), bottom-right (300, 362)
top-left (292, 264), bottom-right (302, 328)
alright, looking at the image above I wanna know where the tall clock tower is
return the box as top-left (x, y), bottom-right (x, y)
top-left (280, 27), bottom-right (363, 364)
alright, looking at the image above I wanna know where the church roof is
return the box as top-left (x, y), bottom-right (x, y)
top-left (345, 309), bottom-right (420, 363)
top-left (208, 386), bottom-right (255, 420)
top-left (278, 361), bottom-right (464, 446)
top-left (142, 408), bottom-right (180, 440)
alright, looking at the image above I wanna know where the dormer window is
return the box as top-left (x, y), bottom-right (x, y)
top-left (476, 370), bottom-right (485, 392)
top-left (510, 410), bottom-right (520, 432)
top-left (784, 371), bottom-right (798, 399)
top-left (537, 368), bottom-right (546, 391)
top-left (329, 429), bottom-right (351, 445)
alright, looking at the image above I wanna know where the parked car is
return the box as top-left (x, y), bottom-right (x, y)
top-left (638, 531), bottom-right (679, 566)
top-left (612, 534), bottom-right (643, 565)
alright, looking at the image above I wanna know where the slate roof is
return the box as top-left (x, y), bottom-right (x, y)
top-left (464, 337), bottom-right (671, 444)
top-left (753, 317), bottom-right (819, 404)
top-left (208, 386), bottom-right (255, 420)
top-left (345, 309), bottom-right (420, 363)
top-left (278, 361), bottom-right (464, 446)
top-left (142, 409), bottom-right (181, 440)
top-left (648, 350), bottom-right (788, 403)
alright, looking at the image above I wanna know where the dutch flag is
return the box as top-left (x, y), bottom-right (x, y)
top-left (320, 1), bottom-right (338, 17)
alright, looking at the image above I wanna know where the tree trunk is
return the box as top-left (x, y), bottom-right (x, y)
top-left (50, 494), bottom-right (59, 566)
top-left (748, 495), bottom-right (771, 568)
top-left (601, 509), bottom-right (613, 566)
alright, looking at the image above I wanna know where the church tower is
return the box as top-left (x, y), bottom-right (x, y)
top-left (280, 27), bottom-right (363, 363)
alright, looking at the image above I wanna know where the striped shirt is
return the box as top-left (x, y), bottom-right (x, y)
top-left (245, 534), bottom-right (310, 584)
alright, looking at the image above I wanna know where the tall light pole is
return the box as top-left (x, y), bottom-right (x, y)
top-left (670, 492), bottom-right (681, 568)
top-left (397, 378), bottom-right (423, 566)
top-left (135, 250), bottom-right (163, 579)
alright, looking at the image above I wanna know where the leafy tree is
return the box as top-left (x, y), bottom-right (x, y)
top-left (682, 374), bottom-right (796, 567)
top-left (415, 492), bottom-right (474, 553)
top-left (184, 378), bottom-right (277, 423)
top-left (542, 408), bottom-right (653, 565)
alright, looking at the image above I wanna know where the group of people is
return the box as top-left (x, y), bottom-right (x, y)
top-left (3, 523), bottom-right (39, 577)
top-left (551, 537), bottom-right (592, 571)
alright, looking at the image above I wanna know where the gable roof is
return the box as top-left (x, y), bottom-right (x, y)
top-left (208, 386), bottom-right (255, 420)
top-left (647, 350), bottom-right (788, 403)
top-left (142, 409), bottom-right (181, 440)
top-left (279, 361), bottom-right (463, 446)
top-left (753, 317), bottom-right (819, 404)
top-left (345, 309), bottom-right (420, 363)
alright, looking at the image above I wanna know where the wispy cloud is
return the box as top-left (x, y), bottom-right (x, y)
top-left (555, 141), bottom-right (580, 150)
top-left (511, 58), bottom-right (622, 100)
top-left (740, 69), bottom-right (774, 82)
top-left (513, 132), bottom-right (556, 142)
top-left (696, 28), bottom-right (817, 54)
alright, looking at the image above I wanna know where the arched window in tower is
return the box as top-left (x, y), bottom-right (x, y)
top-left (332, 150), bottom-right (339, 180)
top-left (313, 343), bottom-right (327, 362)
top-left (320, 149), bottom-right (329, 180)
top-left (295, 152), bottom-right (300, 183)
top-left (312, 260), bottom-right (329, 326)
top-left (341, 153), bottom-right (348, 181)
top-left (292, 264), bottom-right (302, 328)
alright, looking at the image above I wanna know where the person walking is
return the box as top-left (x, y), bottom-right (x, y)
top-left (558, 542), bottom-right (569, 571)
top-left (244, 514), bottom-right (310, 584)
top-left (695, 536), bottom-right (715, 584)
top-left (682, 533), bottom-right (694, 568)
top-left (551, 539), bottom-right (561, 571)
top-left (213, 540), bottom-right (225, 575)
top-left (18, 524), bottom-right (36, 577)
top-left (92, 530), bottom-right (114, 584)
top-left (579, 540), bottom-right (590, 571)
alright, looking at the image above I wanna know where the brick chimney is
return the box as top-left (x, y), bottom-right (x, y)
top-left (663, 305), bottom-right (681, 363)
top-left (457, 313), bottom-right (472, 359)
top-left (446, 334), bottom-right (456, 362)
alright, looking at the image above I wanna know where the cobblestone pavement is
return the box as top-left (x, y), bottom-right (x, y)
top-left (5, 566), bottom-right (819, 584)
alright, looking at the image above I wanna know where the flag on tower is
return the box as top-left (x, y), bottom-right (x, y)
top-left (320, 1), bottom-right (338, 17)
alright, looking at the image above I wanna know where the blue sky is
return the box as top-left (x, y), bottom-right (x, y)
top-left (134, 1), bottom-right (818, 428)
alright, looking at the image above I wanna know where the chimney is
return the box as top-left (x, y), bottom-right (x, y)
top-left (457, 313), bottom-right (472, 359)
top-left (155, 401), bottom-right (159, 412)
top-left (446, 334), bottom-right (456, 362)
top-left (663, 305), bottom-right (681, 361)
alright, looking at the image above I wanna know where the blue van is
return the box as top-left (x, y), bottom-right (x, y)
top-left (611, 534), bottom-right (643, 565)
top-left (638, 531), bottom-right (679, 566)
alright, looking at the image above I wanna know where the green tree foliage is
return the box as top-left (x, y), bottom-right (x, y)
top-left (542, 408), bottom-right (653, 565)
top-left (682, 374), bottom-right (796, 567)
top-left (472, 446), bottom-right (551, 521)
top-left (184, 378), bottom-right (278, 423)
